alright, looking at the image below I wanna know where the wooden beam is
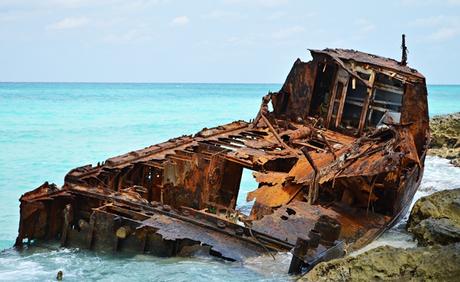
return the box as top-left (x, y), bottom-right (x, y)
top-left (335, 78), bottom-right (349, 128)
top-left (326, 67), bottom-right (340, 128)
top-left (358, 72), bottom-right (376, 134)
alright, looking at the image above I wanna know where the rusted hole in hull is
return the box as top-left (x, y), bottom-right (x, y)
top-left (286, 208), bottom-right (296, 215)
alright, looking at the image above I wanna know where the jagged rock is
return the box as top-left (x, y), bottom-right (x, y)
top-left (407, 188), bottom-right (460, 246)
top-left (429, 113), bottom-right (460, 167)
top-left (299, 244), bottom-right (460, 282)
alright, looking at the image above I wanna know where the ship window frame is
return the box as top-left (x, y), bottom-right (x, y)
top-left (339, 72), bottom-right (370, 132)
top-left (367, 73), bottom-right (404, 128)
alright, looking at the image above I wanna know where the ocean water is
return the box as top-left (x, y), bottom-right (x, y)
top-left (0, 83), bottom-right (459, 281)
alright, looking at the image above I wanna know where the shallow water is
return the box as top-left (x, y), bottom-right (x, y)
top-left (0, 83), bottom-right (459, 281)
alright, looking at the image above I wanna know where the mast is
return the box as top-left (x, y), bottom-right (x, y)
top-left (401, 34), bottom-right (408, 66)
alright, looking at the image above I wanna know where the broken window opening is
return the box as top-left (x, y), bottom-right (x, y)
top-left (368, 73), bottom-right (404, 127)
top-left (309, 62), bottom-right (337, 118)
top-left (339, 72), bottom-right (370, 132)
top-left (286, 207), bottom-right (296, 215)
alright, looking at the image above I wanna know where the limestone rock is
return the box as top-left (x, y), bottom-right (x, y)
top-left (299, 244), bottom-right (460, 282)
top-left (429, 113), bottom-right (460, 167)
top-left (407, 188), bottom-right (460, 246)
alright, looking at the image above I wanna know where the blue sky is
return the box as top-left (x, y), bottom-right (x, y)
top-left (0, 0), bottom-right (459, 84)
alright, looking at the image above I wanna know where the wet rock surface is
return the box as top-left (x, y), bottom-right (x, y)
top-left (299, 243), bottom-right (460, 282)
top-left (429, 112), bottom-right (460, 167)
top-left (407, 188), bottom-right (460, 246)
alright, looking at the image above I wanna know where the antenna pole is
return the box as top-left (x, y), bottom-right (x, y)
top-left (401, 34), bottom-right (408, 66)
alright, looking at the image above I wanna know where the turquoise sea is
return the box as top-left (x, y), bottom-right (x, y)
top-left (1, 83), bottom-right (460, 281)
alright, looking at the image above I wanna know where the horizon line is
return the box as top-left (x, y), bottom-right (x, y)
top-left (1, 81), bottom-right (459, 86)
top-left (0, 81), bottom-right (283, 85)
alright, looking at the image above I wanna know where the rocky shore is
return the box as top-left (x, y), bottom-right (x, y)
top-left (407, 188), bottom-right (460, 246)
top-left (429, 112), bottom-right (460, 167)
top-left (300, 243), bottom-right (460, 281)
top-left (300, 188), bottom-right (460, 281)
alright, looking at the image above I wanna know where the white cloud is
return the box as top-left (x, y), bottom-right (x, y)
top-left (410, 15), bottom-right (450, 27)
top-left (170, 16), bottom-right (190, 27)
top-left (272, 26), bottom-right (304, 39)
top-left (410, 15), bottom-right (460, 42)
top-left (429, 27), bottom-right (460, 41)
top-left (48, 17), bottom-right (90, 30)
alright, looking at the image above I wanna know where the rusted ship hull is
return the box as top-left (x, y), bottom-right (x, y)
top-left (16, 45), bottom-right (429, 274)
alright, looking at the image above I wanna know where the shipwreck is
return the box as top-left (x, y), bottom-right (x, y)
top-left (16, 36), bottom-right (429, 275)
